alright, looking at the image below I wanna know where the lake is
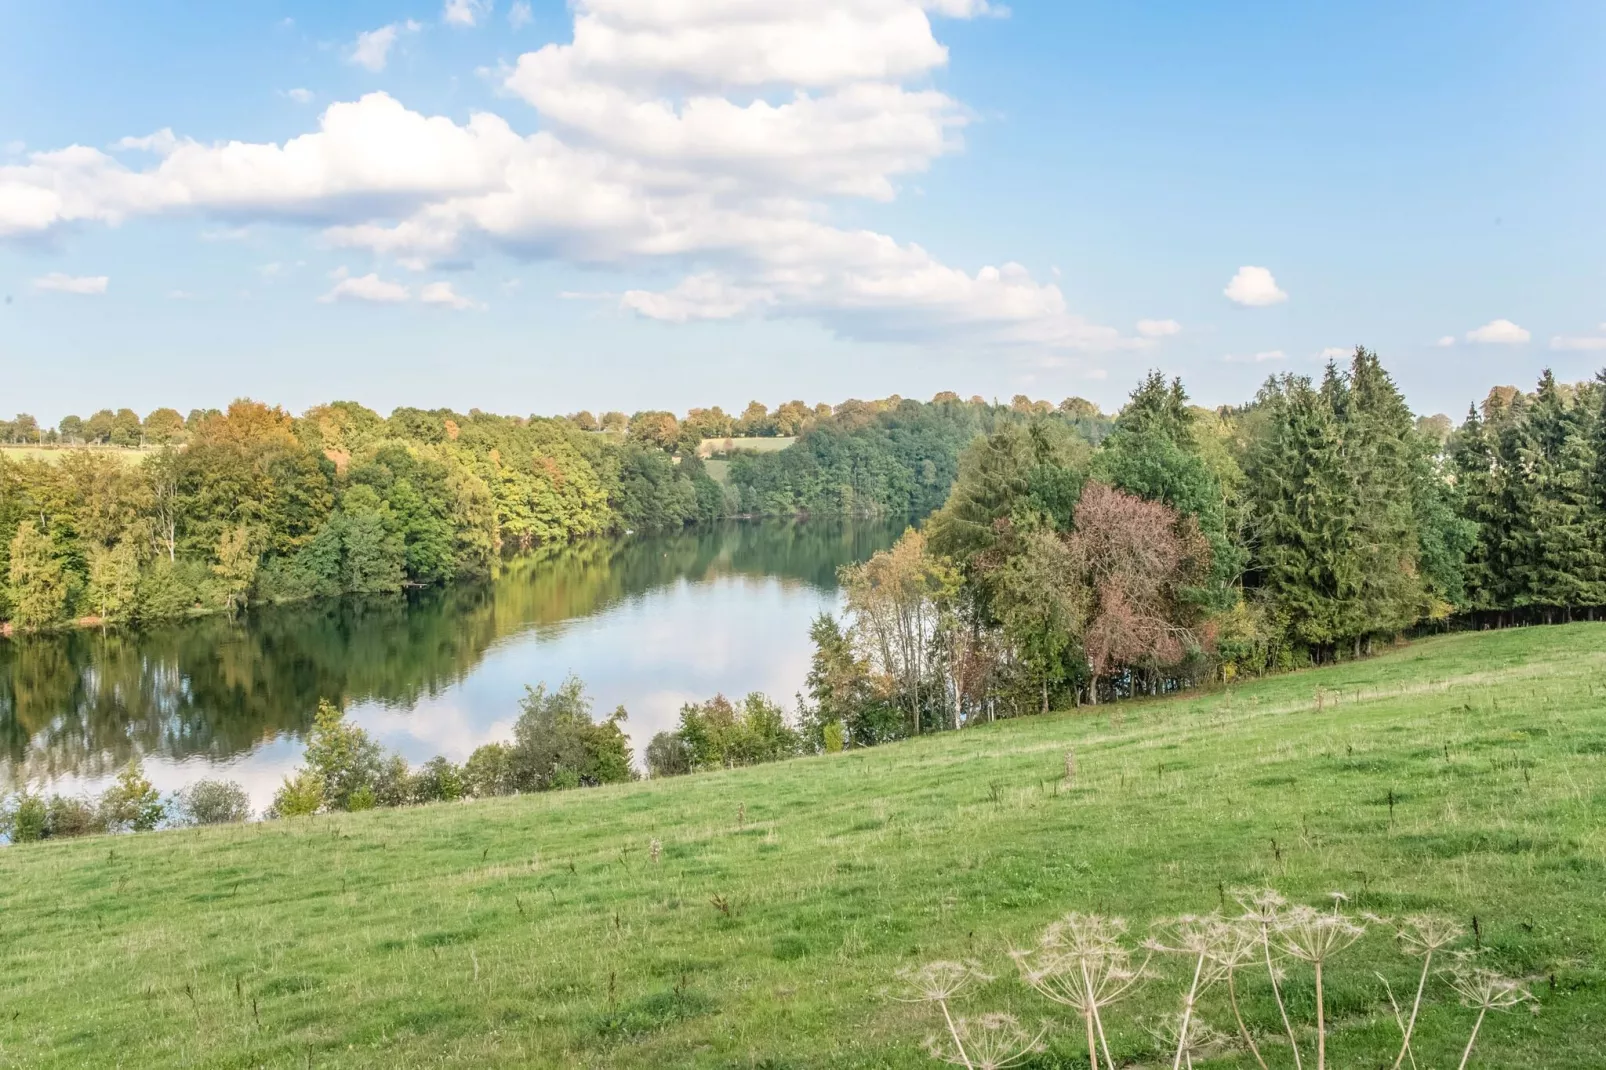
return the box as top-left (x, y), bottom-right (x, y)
top-left (0, 519), bottom-right (905, 809)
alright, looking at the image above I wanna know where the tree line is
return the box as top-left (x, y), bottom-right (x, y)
top-left (788, 352), bottom-right (1606, 744)
top-left (1, 394), bottom-right (1103, 633)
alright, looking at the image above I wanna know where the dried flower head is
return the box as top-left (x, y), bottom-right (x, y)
top-left (923, 1013), bottom-right (1048, 1070)
top-left (1146, 1012), bottom-right (1231, 1062)
top-left (1395, 913), bottom-right (1464, 957)
top-left (896, 961), bottom-right (993, 1004)
top-left (1273, 904), bottom-right (1369, 964)
top-left (1233, 887), bottom-right (1288, 927)
top-left (1446, 967), bottom-right (1535, 1013)
top-left (1011, 913), bottom-right (1150, 1014)
top-left (648, 838), bottom-right (662, 864)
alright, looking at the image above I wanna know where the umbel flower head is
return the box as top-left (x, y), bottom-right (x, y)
top-left (1010, 913), bottom-right (1151, 1014)
top-left (895, 961), bottom-right (993, 1004)
top-left (923, 1013), bottom-right (1047, 1070)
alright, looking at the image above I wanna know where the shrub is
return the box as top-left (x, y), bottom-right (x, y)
top-left (822, 721), bottom-right (846, 754)
top-left (371, 753), bottom-right (414, 807)
top-left (463, 742), bottom-right (517, 797)
top-left (98, 760), bottom-right (165, 832)
top-left (510, 677), bottom-right (635, 791)
top-left (46, 795), bottom-right (103, 837)
top-left (410, 756), bottom-right (465, 803)
top-left (302, 700), bottom-right (384, 810)
top-left (1, 793), bottom-right (49, 842)
top-left (176, 779), bottom-right (252, 825)
top-left (267, 769), bottom-right (324, 818)
top-left (645, 732), bottom-right (693, 778)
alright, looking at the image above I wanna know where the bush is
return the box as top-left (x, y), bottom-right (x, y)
top-left (510, 677), bottom-right (636, 791)
top-left (645, 732), bottom-right (692, 778)
top-left (1, 794), bottom-right (49, 842)
top-left (410, 756), bottom-right (465, 803)
top-left (267, 770), bottom-right (324, 818)
top-left (175, 780), bottom-right (251, 825)
top-left (47, 795), bottom-right (103, 837)
top-left (98, 760), bottom-right (165, 832)
top-left (302, 700), bottom-right (384, 810)
top-left (822, 721), bottom-right (845, 754)
top-left (464, 742), bottom-right (517, 797)
top-left (371, 754), bottom-right (414, 808)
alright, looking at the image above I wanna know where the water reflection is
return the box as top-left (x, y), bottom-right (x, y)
top-left (0, 519), bottom-right (903, 806)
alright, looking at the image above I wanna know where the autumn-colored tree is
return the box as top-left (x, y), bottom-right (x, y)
top-left (142, 407), bottom-right (187, 445)
top-left (628, 410), bottom-right (680, 450)
top-left (1068, 481), bottom-right (1213, 701)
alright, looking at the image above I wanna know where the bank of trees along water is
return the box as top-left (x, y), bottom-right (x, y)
top-left (0, 394), bottom-right (1099, 634)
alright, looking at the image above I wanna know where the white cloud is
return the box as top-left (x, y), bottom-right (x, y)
top-left (349, 21), bottom-right (420, 72)
top-left (508, 1), bottom-right (533, 29)
top-left (0, 1), bottom-right (1126, 356)
top-left (319, 271), bottom-right (409, 303)
top-left (1224, 349), bottom-right (1285, 364)
top-left (419, 280), bottom-right (485, 310)
top-left (1433, 335), bottom-right (1456, 348)
top-left (1136, 318), bottom-right (1181, 338)
top-left (1318, 346), bottom-right (1349, 360)
top-left (33, 272), bottom-right (108, 295)
top-left (284, 88), bottom-right (315, 104)
top-left (1223, 265), bottom-right (1287, 307)
top-left (1465, 319), bottom-right (1530, 345)
top-left (443, 0), bottom-right (491, 27)
top-left (1550, 325), bottom-right (1606, 351)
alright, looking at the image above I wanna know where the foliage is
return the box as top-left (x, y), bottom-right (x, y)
top-left (174, 779), bottom-right (252, 825)
top-left (0, 626), bottom-right (1595, 1067)
top-left (667, 692), bottom-right (801, 771)
top-left (97, 759), bottom-right (165, 831)
top-left (509, 676), bottom-right (635, 791)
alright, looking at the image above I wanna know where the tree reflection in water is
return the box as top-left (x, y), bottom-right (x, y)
top-left (0, 519), bottom-right (902, 793)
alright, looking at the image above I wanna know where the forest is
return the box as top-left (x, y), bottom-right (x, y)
top-left (0, 394), bottom-right (1102, 632)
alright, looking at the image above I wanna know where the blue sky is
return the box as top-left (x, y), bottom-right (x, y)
top-left (2, 0), bottom-right (1603, 425)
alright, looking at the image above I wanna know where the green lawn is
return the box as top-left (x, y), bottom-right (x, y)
top-left (696, 436), bottom-right (796, 459)
top-left (2, 625), bottom-right (1604, 1068)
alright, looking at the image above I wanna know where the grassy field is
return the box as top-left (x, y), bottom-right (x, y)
top-left (696, 436), bottom-right (796, 459)
top-left (0, 445), bottom-right (155, 466)
top-left (2, 625), bottom-right (1604, 1068)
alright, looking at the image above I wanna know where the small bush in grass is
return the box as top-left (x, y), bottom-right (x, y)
top-left (175, 779), bottom-right (252, 825)
top-left (0, 793), bottom-right (49, 842)
top-left (267, 769), bottom-right (324, 818)
top-left (46, 795), bottom-right (103, 837)
top-left (411, 756), bottom-right (466, 803)
top-left (98, 760), bottom-right (165, 832)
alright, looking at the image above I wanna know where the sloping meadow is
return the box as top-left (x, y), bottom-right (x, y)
top-left (1, 624), bottom-right (1603, 1067)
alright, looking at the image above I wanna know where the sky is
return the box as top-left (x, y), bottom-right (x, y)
top-left (2, 0), bottom-right (1603, 425)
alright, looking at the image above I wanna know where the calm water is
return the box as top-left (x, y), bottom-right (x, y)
top-left (0, 519), bottom-right (903, 809)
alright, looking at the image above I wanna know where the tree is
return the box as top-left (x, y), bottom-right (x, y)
top-left (175, 780), bottom-right (252, 824)
top-left (672, 693), bottom-right (800, 770)
top-left (735, 400), bottom-right (776, 436)
top-left (839, 529), bottom-right (960, 734)
top-left (600, 411), bottom-right (628, 433)
top-left (7, 519), bottom-right (69, 631)
top-left (509, 677), bottom-right (635, 790)
top-left (98, 759), bottom-right (165, 831)
top-left (143, 408), bottom-right (187, 445)
top-left (84, 409), bottom-right (116, 444)
top-left (86, 541), bottom-right (141, 622)
top-left (58, 415), bottom-right (84, 443)
top-left (645, 731), bottom-right (693, 778)
top-left (301, 699), bottom-right (384, 811)
top-left (628, 410), bottom-right (680, 450)
top-left (212, 525), bottom-right (259, 614)
top-left (110, 408), bottom-right (144, 447)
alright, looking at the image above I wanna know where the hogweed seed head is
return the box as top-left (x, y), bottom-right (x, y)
top-left (923, 1013), bottom-right (1047, 1070)
top-left (1395, 913), bottom-right (1464, 956)
top-left (896, 961), bottom-right (993, 1004)
top-left (1273, 904), bottom-right (1368, 965)
top-left (1446, 967), bottom-right (1535, 1013)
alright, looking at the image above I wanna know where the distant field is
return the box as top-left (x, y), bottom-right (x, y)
top-left (701, 457), bottom-right (731, 485)
top-left (695, 435), bottom-right (796, 459)
top-left (1, 625), bottom-right (1603, 1068)
top-left (0, 445), bottom-right (156, 466)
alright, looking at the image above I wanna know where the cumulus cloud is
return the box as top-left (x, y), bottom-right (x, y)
top-left (419, 280), bottom-right (485, 310)
top-left (1549, 325), bottom-right (1606, 352)
top-left (508, 1), bottom-right (533, 29)
top-left (1223, 265), bottom-right (1287, 307)
top-left (0, 0), bottom-right (1125, 355)
top-left (283, 88), bottom-right (315, 104)
top-left (350, 21), bottom-right (420, 72)
top-left (1224, 349), bottom-right (1285, 364)
top-left (1136, 318), bottom-right (1181, 338)
top-left (33, 272), bottom-right (108, 294)
top-left (1433, 335), bottom-right (1456, 348)
top-left (443, 0), bottom-right (491, 28)
top-left (319, 271), bottom-right (409, 303)
top-left (1465, 319), bottom-right (1530, 345)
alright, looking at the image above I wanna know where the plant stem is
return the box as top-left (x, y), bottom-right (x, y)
top-left (1262, 924), bottom-right (1303, 1070)
top-left (939, 999), bottom-right (975, 1070)
top-left (1172, 952), bottom-right (1205, 1070)
top-left (1315, 959), bottom-right (1326, 1070)
top-left (1227, 970), bottom-right (1270, 1070)
top-left (1391, 952), bottom-right (1432, 1070)
top-left (1084, 1008), bottom-right (1099, 1070)
top-left (1456, 1007), bottom-right (1487, 1070)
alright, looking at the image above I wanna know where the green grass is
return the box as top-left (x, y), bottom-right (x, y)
top-left (0, 445), bottom-right (154, 466)
top-left (696, 435), bottom-right (796, 459)
top-left (3, 625), bottom-right (1605, 1068)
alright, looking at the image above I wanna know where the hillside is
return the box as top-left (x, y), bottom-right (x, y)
top-left (2, 625), bottom-right (1603, 1068)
